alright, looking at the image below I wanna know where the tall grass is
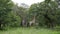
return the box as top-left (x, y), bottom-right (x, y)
top-left (0, 27), bottom-right (60, 34)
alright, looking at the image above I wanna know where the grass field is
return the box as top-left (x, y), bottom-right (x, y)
top-left (0, 27), bottom-right (60, 34)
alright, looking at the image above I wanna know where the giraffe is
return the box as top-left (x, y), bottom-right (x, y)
top-left (29, 16), bottom-right (36, 26)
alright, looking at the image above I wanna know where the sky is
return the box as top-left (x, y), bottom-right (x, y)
top-left (12, 0), bottom-right (44, 6)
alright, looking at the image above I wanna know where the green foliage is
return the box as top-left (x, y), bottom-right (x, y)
top-left (0, 0), bottom-right (60, 30)
top-left (29, 0), bottom-right (58, 28)
top-left (0, 0), bottom-right (14, 30)
top-left (6, 11), bottom-right (21, 27)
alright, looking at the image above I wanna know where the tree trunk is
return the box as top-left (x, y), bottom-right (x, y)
top-left (50, 21), bottom-right (55, 29)
top-left (0, 23), bottom-right (2, 30)
top-left (0, 23), bottom-right (1, 29)
top-left (44, 14), bottom-right (55, 29)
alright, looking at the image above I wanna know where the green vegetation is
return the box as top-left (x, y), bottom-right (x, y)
top-left (0, 0), bottom-right (60, 34)
top-left (0, 28), bottom-right (60, 34)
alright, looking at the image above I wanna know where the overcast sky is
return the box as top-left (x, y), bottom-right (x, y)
top-left (12, 0), bottom-right (44, 6)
